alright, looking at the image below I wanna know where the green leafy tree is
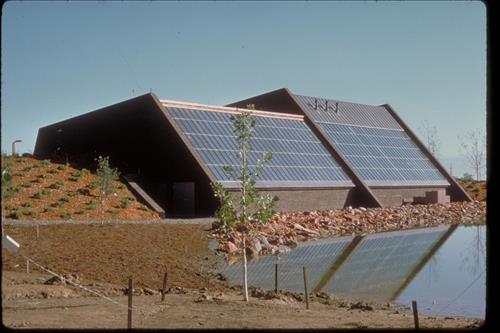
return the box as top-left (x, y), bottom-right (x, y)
top-left (211, 105), bottom-right (278, 302)
top-left (95, 156), bottom-right (120, 217)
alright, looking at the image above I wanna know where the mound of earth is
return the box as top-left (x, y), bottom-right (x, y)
top-left (1, 156), bottom-right (160, 220)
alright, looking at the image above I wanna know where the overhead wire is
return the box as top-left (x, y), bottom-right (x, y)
top-left (435, 269), bottom-right (485, 317)
top-left (21, 254), bottom-right (135, 311)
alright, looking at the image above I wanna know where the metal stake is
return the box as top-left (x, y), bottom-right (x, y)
top-left (412, 300), bottom-right (419, 329)
top-left (128, 277), bottom-right (133, 329)
top-left (161, 272), bottom-right (168, 301)
top-left (303, 266), bottom-right (309, 309)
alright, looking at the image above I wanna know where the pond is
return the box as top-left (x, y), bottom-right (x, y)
top-left (218, 224), bottom-right (486, 319)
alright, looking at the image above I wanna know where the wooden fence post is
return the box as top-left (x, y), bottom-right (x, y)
top-left (128, 277), bottom-right (133, 329)
top-left (161, 272), bottom-right (168, 301)
top-left (303, 266), bottom-right (309, 310)
top-left (275, 263), bottom-right (278, 293)
top-left (412, 300), bottom-right (419, 329)
top-left (26, 259), bottom-right (29, 274)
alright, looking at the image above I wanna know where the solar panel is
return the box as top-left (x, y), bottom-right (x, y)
top-left (294, 95), bottom-right (450, 186)
top-left (166, 107), bottom-right (354, 188)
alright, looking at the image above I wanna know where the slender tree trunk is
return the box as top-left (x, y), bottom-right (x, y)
top-left (242, 235), bottom-right (248, 301)
top-left (241, 142), bottom-right (249, 302)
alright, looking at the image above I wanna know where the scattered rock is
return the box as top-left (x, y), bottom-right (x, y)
top-left (349, 302), bottom-right (374, 311)
top-left (226, 241), bottom-right (238, 254)
top-left (212, 202), bottom-right (485, 258)
top-left (142, 287), bottom-right (156, 295)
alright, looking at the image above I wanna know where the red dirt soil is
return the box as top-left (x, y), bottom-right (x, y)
top-left (2, 223), bottom-right (222, 291)
top-left (2, 156), bottom-right (160, 220)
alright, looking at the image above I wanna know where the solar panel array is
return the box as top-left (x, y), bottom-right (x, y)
top-left (294, 95), bottom-right (450, 186)
top-left (166, 106), bottom-right (354, 188)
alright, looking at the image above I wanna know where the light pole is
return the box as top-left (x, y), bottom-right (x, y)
top-left (11, 140), bottom-right (22, 156)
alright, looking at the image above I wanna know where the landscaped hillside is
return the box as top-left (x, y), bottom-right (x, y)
top-left (1, 156), bottom-right (160, 220)
top-left (457, 179), bottom-right (486, 201)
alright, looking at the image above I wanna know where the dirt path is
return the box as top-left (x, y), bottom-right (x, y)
top-left (2, 284), bottom-right (482, 329)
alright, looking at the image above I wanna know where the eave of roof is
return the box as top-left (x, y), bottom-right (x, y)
top-left (160, 98), bottom-right (304, 121)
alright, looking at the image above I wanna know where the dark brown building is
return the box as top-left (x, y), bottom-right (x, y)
top-left (34, 89), bottom-right (470, 217)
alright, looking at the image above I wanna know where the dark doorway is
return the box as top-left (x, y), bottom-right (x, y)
top-left (172, 182), bottom-right (195, 217)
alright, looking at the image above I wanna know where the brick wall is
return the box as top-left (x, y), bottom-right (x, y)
top-left (371, 187), bottom-right (449, 207)
top-left (228, 188), bottom-right (351, 212)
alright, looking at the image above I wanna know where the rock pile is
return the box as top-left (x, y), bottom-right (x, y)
top-left (211, 201), bottom-right (486, 258)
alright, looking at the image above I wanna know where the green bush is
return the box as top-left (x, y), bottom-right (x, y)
top-left (119, 197), bottom-right (134, 208)
top-left (81, 168), bottom-right (90, 176)
top-left (86, 181), bottom-right (98, 190)
top-left (21, 182), bottom-right (33, 188)
top-left (60, 212), bottom-right (72, 220)
top-left (40, 160), bottom-right (51, 167)
top-left (21, 202), bottom-right (32, 208)
top-left (68, 176), bottom-right (80, 182)
top-left (49, 181), bottom-right (63, 189)
top-left (7, 211), bottom-right (22, 219)
top-left (71, 170), bottom-right (82, 177)
top-left (51, 201), bottom-right (65, 208)
top-left (86, 200), bottom-right (97, 210)
top-left (22, 166), bottom-right (33, 172)
top-left (43, 207), bottom-right (54, 213)
top-left (67, 191), bottom-right (78, 197)
top-left (22, 209), bottom-right (37, 217)
top-left (48, 168), bottom-right (59, 174)
top-left (59, 197), bottom-right (70, 203)
top-left (41, 189), bottom-right (51, 196)
top-left (78, 188), bottom-right (92, 196)
top-left (31, 192), bottom-right (42, 199)
top-left (74, 210), bottom-right (85, 215)
top-left (4, 204), bottom-right (16, 210)
top-left (117, 184), bottom-right (125, 190)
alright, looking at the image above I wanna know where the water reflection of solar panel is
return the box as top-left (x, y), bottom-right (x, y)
top-left (218, 236), bottom-right (353, 291)
top-left (325, 226), bottom-right (450, 301)
top-left (167, 107), bottom-right (353, 187)
top-left (218, 225), bottom-right (455, 303)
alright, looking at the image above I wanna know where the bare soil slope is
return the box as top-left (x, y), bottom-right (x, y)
top-left (2, 223), bottom-right (220, 290)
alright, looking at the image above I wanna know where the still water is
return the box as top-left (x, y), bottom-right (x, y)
top-left (218, 225), bottom-right (486, 319)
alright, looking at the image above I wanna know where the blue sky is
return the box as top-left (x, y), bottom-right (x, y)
top-left (2, 1), bottom-right (486, 178)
